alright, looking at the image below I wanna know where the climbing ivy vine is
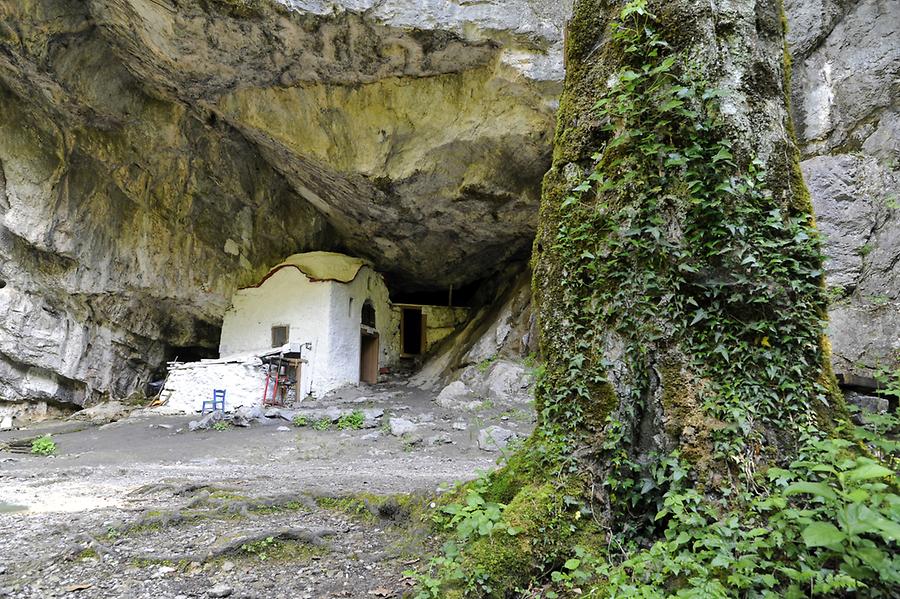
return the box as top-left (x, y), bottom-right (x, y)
top-left (408, 1), bottom-right (897, 596)
top-left (540, 0), bottom-right (834, 453)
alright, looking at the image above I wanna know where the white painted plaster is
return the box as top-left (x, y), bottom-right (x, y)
top-left (164, 253), bottom-right (468, 413)
top-left (160, 354), bottom-right (268, 413)
top-left (218, 262), bottom-right (395, 399)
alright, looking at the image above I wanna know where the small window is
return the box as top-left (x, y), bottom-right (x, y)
top-left (271, 325), bottom-right (289, 348)
top-left (361, 300), bottom-right (376, 328)
top-left (348, 297), bottom-right (354, 317)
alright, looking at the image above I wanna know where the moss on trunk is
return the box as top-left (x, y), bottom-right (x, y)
top-left (412, 1), bottom-right (872, 596)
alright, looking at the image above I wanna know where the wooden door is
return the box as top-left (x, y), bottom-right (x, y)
top-left (360, 334), bottom-right (379, 384)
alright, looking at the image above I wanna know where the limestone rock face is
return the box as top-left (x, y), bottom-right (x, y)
top-left (0, 0), bottom-right (567, 409)
top-left (0, 0), bottom-right (896, 411)
top-left (786, 0), bottom-right (900, 375)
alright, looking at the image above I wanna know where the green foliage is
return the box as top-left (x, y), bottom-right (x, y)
top-left (537, 415), bottom-right (900, 597)
top-left (312, 417), bottom-right (331, 431)
top-left (875, 360), bottom-right (900, 403)
top-left (409, 1), bottom-right (883, 597)
top-left (432, 485), bottom-right (519, 541)
top-left (292, 414), bottom-right (308, 427)
top-left (336, 410), bottom-right (365, 430)
top-left (406, 473), bottom-right (521, 598)
top-left (535, 0), bottom-right (837, 476)
top-left (211, 421), bottom-right (230, 431)
top-left (30, 435), bottom-right (56, 456)
top-left (241, 536), bottom-right (276, 561)
top-left (476, 355), bottom-right (498, 373)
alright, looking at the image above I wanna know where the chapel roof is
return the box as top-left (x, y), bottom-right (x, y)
top-left (257, 251), bottom-right (371, 286)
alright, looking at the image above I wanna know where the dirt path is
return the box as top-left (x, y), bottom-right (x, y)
top-left (0, 383), bottom-right (534, 598)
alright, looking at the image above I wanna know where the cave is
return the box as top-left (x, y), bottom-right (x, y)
top-left (0, 1), bottom-right (896, 597)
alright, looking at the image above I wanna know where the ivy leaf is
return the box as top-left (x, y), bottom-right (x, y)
top-left (783, 481), bottom-right (837, 500)
top-left (801, 521), bottom-right (845, 548)
top-left (573, 180), bottom-right (592, 193)
top-left (711, 147), bottom-right (733, 163)
top-left (659, 99), bottom-right (684, 112)
top-left (845, 462), bottom-right (894, 482)
top-left (564, 558), bottom-right (582, 571)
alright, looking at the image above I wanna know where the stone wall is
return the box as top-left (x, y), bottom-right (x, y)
top-left (786, 0), bottom-right (900, 376)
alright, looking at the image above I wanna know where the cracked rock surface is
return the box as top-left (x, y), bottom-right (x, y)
top-left (0, 0), bottom-right (897, 411)
top-left (0, 0), bottom-right (567, 408)
top-left (786, 0), bottom-right (900, 375)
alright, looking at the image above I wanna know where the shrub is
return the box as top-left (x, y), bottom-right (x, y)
top-left (30, 435), bottom-right (56, 456)
top-left (336, 410), bottom-right (365, 430)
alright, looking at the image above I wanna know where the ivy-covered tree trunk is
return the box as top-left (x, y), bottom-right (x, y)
top-left (535, 0), bottom-right (846, 554)
top-left (422, 0), bottom-right (900, 597)
top-left (534, 0), bottom-right (842, 482)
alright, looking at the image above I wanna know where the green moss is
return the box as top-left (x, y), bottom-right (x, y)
top-left (658, 357), bottom-right (723, 468)
top-left (453, 479), bottom-right (598, 595)
top-left (209, 490), bottom-right (248, 501)
top-left (76, 548), bottom-right (98, 560)
top-left (238, 538), bottom-right (326, 563)
top-left (316, 492), bottom-right (426, 525)
top-left (565, 0), bottom-right (609, 66)
top-left (480, 455), bottom-right (539, 505)
top-left (814, 336), bottom-right (849, 429)
top-left (316, 496), bottom-right (375, 522)
top-left (583, 381), bottom-right (619, 433)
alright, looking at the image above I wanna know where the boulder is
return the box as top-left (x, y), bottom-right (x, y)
top-left (230, 405), bottom-right (265, 427)
top-left (69, 401), bottom-right (131, 425)
top-left (477, 426), bottom-right (519, 452)
top-left (388, 417), bottom-right (417, 437)
top-left (188, 410), bottom-right (224, 431)
top-left (435, 381), bottom-right (482, 411)
top-left (462, 359), bottom-right (534, 405)
top-left (207, 584), bottom-right (233, 598)
top-left (845, 391), bottom-right (890, 415)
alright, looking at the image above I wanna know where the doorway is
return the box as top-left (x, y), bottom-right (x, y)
top-left (360, 333), bottom-right (379, 384)
top-left (400, 307), bottom-right (425, 356)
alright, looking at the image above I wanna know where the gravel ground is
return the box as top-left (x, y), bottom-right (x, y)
top-left (0, 383), bottom-right (534, 598)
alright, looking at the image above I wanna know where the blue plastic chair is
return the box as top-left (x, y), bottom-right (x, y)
top-left (202, 389), bottom-right (226, 414)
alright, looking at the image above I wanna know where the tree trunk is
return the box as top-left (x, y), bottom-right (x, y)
top-left (534, 0), bottom-right (841, 484)
top-left (449, 0), bottom-right (849, 594)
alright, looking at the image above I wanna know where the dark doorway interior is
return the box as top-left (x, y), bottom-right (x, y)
top-left (401, 308), bottom-right (423, 355)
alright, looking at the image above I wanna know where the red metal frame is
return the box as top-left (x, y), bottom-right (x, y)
top-left (262, 358), bottom-right (284, 406)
